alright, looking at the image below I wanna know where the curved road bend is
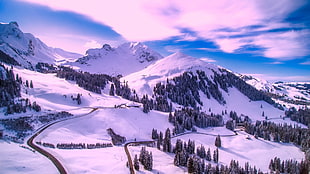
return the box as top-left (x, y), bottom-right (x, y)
top-left (124, 141), bottom-right (155, 174)
top-left (27, 108), bottom-right (98, 174)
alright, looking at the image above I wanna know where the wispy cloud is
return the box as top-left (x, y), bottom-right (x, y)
top-left (300, 60), bottom-right (310, 65)
top-left (84, 40), bottom-right (101, 49)
top-left (200, 57), bottom-right (217, 63)
top-left (21, 0), bottom-right (310, 59)
top-left (268, 61), bottom-right (284, 65)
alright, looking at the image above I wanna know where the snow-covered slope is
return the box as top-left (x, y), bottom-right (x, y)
top-left (241, 75), bottom-right (310, 107)
top-left (273, 81), bottom-right (310, 101)
top-left (239, 74), bottom-right (274, 92)
top-left (123, 51), bottom-right (220, 95)
top-left (0, 22), bottom-right (82, 69)
top-left (123, 52), bottom-right (285, 120)
top-left (70, 42), bottom-right (163, 76)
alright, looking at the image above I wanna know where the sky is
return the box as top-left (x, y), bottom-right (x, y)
top-left (1, 0), bottom-right (310, 82)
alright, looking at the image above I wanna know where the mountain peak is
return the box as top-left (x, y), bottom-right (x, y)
top-left (170, 51), bottom-right (190, 58)
top-left (101, 44), bottom-right (113, 51)
top-left (73, 42), bottom-right (163, 75)
top-left (9, 21), bottom-right (19, 28)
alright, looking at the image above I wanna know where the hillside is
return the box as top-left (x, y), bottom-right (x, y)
top-left (240, 75), bottom-right (310, 107)
top-left (123, 52), bottom-right (282, 120)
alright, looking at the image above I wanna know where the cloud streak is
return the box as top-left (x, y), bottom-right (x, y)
top-left (20, 0), bottom-right (310, 60)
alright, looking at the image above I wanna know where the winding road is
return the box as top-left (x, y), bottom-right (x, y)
top-left (26, 108), bottom-right (98, 174)
top-left (26, 104), bottom-right (140, 174)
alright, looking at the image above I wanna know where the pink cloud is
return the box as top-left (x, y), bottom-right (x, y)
top-left (20, 0), bottom-right (309, 59)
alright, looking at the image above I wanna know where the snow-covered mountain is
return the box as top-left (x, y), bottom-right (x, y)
top-left (0, 22), bottom-right (82, 69)
top-left (123, 51), bottom-right (220, 95)
top-left (238, 74), bottom-right (275, 92)
top-left (123, 52), bottom-right (283, 118)
top-left (70, 42), bottom-right (163, 76)
top-left (240, 74), bottom-right (310, 107)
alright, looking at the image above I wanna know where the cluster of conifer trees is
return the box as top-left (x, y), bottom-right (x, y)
top-left (141, 69), bottom-right (277, 114)
top-left (169, 107), bottom-right (223, 135)
top-left (0, 50), bottom-right (20, 66)
top-left (152, 128), bottom-right (264, 174)
top-left (137, 147), bottom-right (153, 171)
top-left (56, 66), bottom-right (111, 94)
top-left (0, 63), bottom-right (41, 114)
top-left (35, 62), bottom-right (57, 73)
top-left (285, 107), bottom-right (310, 128)
top-left (244, 120), bottom-right (310, 152)
top-left (151, 128), bottom-right (172, 152)
top-left (0, 111), bottom-right (72, 140)
top-left (269, 157), bottom-right (309, 174)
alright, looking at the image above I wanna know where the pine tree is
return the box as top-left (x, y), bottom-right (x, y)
top-left (215, 135), bottom-right (221, 148)
top-left (213, 148), bottom-right (219, 163)
top-left (187, 157), bottom-right (195, 173)
top-left (206, 148), bottom-right (211, 161)
top-left (151, 128), bottom-right (158, 139)
top-left (174, 152), bottom-right (180, 166)
top-left (134, 154), bottom-right (139, 171)
top-left (30, 80), bottom-right (33, 88)
top-left (157, 138), bottom-right (160, 150)
top-left (163, 128), bottom-right (171, 152)
top-left (76, 93), bottom-right (82, 105)
top-left (109, 84), bottom-right (115, 96)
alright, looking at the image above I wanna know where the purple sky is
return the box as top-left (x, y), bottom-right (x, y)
top-left (1, 0), bottom-right (310, 82)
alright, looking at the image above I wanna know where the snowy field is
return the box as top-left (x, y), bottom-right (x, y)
top-left (0, 140), bottom-right (58, 174)
top-left (35, 109), bottom-right (304, 173)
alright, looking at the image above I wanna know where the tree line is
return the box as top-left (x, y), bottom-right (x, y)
top-left (0, 111), bottom-right (73, 141)
top-left (285, 107), bottom-right (310, 128)
top-left (151, 128), bottom-right (265, 174)
top-left (0, 63), bottom-right (42, 114)
top-left (36, 141), bottom-right (113, 149)
top-left (169, 107), bottom-right (224, 135)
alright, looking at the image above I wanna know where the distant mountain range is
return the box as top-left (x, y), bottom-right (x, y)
top-left (240, 74), bottom-right (310, 106)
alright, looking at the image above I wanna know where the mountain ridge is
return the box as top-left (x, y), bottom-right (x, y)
top-left (70, 41), bottom-right (163, 76)
top-left (0, 22), bottom-right (82, 69)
